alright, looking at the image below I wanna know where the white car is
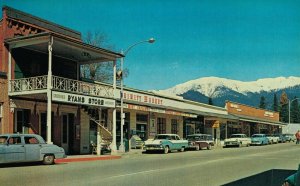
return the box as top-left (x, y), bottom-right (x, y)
top-left (266, 134), bottom-right (279, 144)
top-left (224, 134), bottom-right (251, 147)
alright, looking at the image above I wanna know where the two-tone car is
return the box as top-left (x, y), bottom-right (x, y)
top-left (223, 134), bottom-right (251, 148)
top-left (266, 134), bottom-right (279, 144)
top-left (144, 134), bottom-right (188, 154)
top-left (0, 134), bottom-right (66, 165)
top-left (186, 134), bottom-right (214, 150)
top-left (251, 134), bottom-right (269, 145)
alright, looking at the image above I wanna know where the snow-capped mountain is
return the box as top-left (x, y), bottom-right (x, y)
top-left (155, 76), bottom-right (300, 107)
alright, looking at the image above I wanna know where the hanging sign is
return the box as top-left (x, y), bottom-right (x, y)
top-left (52, 91), bottom-right (115, 108)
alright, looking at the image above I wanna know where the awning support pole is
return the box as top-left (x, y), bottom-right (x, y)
top-left (46, 36), bottom-right (53, 144)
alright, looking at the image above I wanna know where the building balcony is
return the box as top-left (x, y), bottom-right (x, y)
top-left (9, 75), bottom-right (114, 99)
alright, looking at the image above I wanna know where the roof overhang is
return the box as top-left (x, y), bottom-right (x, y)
top-left (231, 114), bottom-right (284, 126)
top-left (4, 32), bottom-right (124, 63)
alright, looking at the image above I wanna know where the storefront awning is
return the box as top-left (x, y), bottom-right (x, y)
top-left (231, 114), bottom-right (285, 126)
top-left (184, 109), bottom-right (238, 120)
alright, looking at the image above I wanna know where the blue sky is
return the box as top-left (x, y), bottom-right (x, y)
top-left (1, 0), bottom-right (300, 90)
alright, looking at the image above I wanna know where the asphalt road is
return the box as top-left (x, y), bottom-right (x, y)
top-left (1, 142), bottom-right (300, 186)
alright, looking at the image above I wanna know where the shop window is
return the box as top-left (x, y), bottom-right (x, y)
top-left (136, 114), bottom-right (148, 123)
top-left (136, 114), bottom-right (148, 140)
top-left (157, 118), bottom-right (166, 134)
top-left (171, 119), bottom-right (178, 134)
top-left (15, 109), bottom-right (30, 134)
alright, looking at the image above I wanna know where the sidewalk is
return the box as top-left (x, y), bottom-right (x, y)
top-left (55, 149), bottom-right (144, 163)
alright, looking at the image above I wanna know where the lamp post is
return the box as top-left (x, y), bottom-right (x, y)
top-left (288, 97), bottom-right (300, 125)
top-left (118, 38), bottom-right (155, 152)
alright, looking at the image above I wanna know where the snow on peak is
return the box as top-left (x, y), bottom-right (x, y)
top-left (157, 76), bottom-right (300, 98)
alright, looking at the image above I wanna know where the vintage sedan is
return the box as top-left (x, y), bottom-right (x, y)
top-left (0, 134), bottom-right (66, 165)
top-left (251, 134), bottom-right (269, 145)
top-left (224, 134), bottom-right (251, 147)
top-left (266, 134), bottom-right (279, 144)
top-left (186, 134), bottom-right (214, 150)
top-left (144, 134), bottom-right (188, 154)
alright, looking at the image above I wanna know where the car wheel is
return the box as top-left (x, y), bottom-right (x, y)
top-left (43, 154), bottom-right (55, 165)
top-left (164, 146), bottom-right (169, 154)
top-left (195, 145), bottom-right (200, 151)
top-left (207, 144), bottom-right (212, 150)
top-left (180, 147), bottom-right (185, 152)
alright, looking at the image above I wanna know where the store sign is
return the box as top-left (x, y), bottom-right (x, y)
top-left (52, 91), bottom-right (115, 108)
top-left (123, 91), bottom-right (163, 105)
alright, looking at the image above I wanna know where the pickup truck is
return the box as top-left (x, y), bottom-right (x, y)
top-left (144, 134), bottom-right (188, 154)
top-left (224, 134), bottom-right (251, 147)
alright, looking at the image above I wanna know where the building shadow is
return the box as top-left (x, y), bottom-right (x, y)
top-left (222, 169), bottom-right (296, 186)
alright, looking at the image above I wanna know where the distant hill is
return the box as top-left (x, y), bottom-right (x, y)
top-left (155, 77), bottom-right (300, 108)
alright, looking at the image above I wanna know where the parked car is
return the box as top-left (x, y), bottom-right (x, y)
top-left (144, 134), bottom-right (188, 154)
top-left (0, 134), bottom-right (66, 165)
top-left (186, 134), bottom-right (214, 150)
top-left (251, 134), bottom-right (269, 145)
top-left (283, 134), bottom-right (296, 142)
top-left (273, 134), bottom-right (287, 143)
top-left (266, 134), bottom-right (279, 144)
top-left (224, 134), bottom-right (251, 148)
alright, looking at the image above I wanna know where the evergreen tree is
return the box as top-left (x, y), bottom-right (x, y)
top-left (291, 97), bottom-right (300, 123)
top-left (279, 91), bottom-right (289, 123)
top-left (259, 96), bottom-right (266, 109)
top-left (208, 97), bottom-right (213, 105)
top-left (273, 93), bottom-right (279, 112)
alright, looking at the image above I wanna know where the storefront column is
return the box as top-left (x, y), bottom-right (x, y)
top-left (8, 47), bottom-right (11, 92)
top-left (46, 36), bottom-right (53, 144)
top-left (225, 122), bottom-right (228, 139)
top-left (110, 60), bottom-right (117, 152)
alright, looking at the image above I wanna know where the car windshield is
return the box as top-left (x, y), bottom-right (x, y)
top-left (155, 135), bottom-right (172, 140)
top-left (252, 134), bottom-right (263, 138)
top-left (187, 135), bottom-right (202, 140)
top-left (231, 134), bottom-right (242, 138)
top-left (0, 136), bottom-right (8, 144)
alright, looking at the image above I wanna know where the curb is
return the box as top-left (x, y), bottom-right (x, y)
top-left (55, 155), bottom-right (121, 163)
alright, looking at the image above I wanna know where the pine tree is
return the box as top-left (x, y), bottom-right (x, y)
top-left (273, 93), bottom-right (279, 112)
top-left (291, 97), bottom-right (300, 123)
top-left (279, 91), bottom-right (289, 123)
top-left (208, 97), bottom-right (213, 105)
top-left (259, 96), bottom-right (266, 109)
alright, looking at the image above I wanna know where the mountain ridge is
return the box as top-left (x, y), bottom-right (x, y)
top-left (155, 76), bottom-right (300, 108)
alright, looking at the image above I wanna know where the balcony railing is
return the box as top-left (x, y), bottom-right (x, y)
top-left (10, 75), bottom-right (48, 92)
top-left (9, 75), bottom-right (114, 98)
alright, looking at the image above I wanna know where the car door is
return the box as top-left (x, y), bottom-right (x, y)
top-left (24, 136), bottom-right (42, 161)
top-left (5, 136), bottom-right (25, 163)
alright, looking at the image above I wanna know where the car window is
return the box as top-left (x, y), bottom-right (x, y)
top-left (0, 136), bottom-right (8, 144)
top-left (8, 137), bottom-right (22, 145)
top-left (24, 137), bottom-right (39, 144)
top-left (175, 136), bottom-right (180, 140)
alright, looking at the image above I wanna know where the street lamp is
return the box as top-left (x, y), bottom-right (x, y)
top-left (118, 38), bottom-right (155, 152)
top-left (288, 97), bottom-right (300, 125)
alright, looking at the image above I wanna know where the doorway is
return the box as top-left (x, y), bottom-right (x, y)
top-left (61, 113), bottom-right (74, 155)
